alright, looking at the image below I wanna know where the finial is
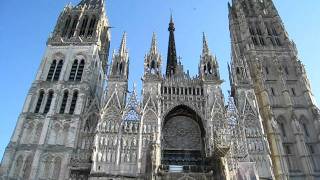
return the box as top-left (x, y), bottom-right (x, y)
top-left (150, 32), bottom-right (158, 53)
top-left (119, 32), bottom-right (127, 55)
top-left (202, 32), bottom-right (210, 55)
top-left (168, 13), bottom-right (175, 31)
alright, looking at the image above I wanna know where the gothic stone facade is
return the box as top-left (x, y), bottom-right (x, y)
top-left (1, 0), bottom-right (320, 180)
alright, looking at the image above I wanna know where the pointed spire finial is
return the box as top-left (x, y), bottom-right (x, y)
top-left (202, 32), bottom-right (210, 55)
top-left (168, 14), bottom-right (175, 32)
top-left (150, 32), bottom-right (158, 54)
top-left (119, 32), bottom-right (127, 56)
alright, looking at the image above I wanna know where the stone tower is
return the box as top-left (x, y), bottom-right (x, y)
top-left (228, 0), bottom-right (320, 179)
top-left (0, 0), bottom-right (110, 179)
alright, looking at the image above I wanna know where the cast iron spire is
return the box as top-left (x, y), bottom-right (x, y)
top-left (166, 15), bottom-right (178, 78)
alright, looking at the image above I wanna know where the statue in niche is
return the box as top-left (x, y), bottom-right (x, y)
top-left (107, 150), bottom-right (111, 162)
top-left (129, 123), bottom-right (133, 133)
top-left (132, 138), bottom-right (137, 146)
top-left (126, 152), bottom-right (131, 162)
top-left (121, 151), bottom-right (125, 163)
top-left (110, 123), bottom-right (114, 132)
top-left (113, 137), bottom-right (117, 146)
top-left (143, 125), bottom-right (147, 133)
top-left (132, 151), bottom-right (137, 162)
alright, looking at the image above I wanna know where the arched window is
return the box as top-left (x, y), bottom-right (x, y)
top-left (279, 122), bottom-right (286, 137)
top-left (265, 67), bottom-right (269, 74)
top-left (13, 155), bottom-right (23, 177)
top-left (291, 88), bottom-right (296, 96)
top-left (52, 157), bottom-right (62, 179)
top-left (207, 62), bottom-right (212, 74)
top-left (284, 66), bottom-right (289, 75)
top-left (53, 60), bottom-right (63, 81)
top-left (151, 60), bottom-right (156, 69)
top-left (69, 91), bottom-right (78, 114)
top-left (271, 87), bottom-right (275, 96)
top-left (69, 59), bottom-right (85, 81)
top-left (59, 90), bottom-right (69, 114)
top-left (302, 123), bottom-right (309, 137)
top-left (119, 62), bottom-right (123, 74)
top-left (34, 90), bottom-right (45, 113)
top-left (47, 60), bottom-right (57, 81)
top-left (22, 155), bottom-right (32, 179)
top-left (79, 15), bottom-right (89, 36)
top-left (61, 16), bottom-right (71, 37)
top-left (76, 59), bottom-right (85, 81)
top-left (87, 16), bottom-right (96, 36)
top-left (44, 91), bottom-right (54, 114)
top-left (68, 15), bottom-right (79, 38)
top-left (69, 60), bottom-right (78, 81)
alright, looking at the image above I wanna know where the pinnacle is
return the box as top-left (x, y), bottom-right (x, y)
top-left (202, 32), bottom-right (210, 55)
top-left (119, 32), bottom-right (127, 56)
top-left (150, 32), bottom-right (158, 54)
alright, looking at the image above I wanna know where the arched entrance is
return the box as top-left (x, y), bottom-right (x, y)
top-left (161, 105), bottom-right (206, 172)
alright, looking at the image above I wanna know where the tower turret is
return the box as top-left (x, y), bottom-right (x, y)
top-left (144, 33), bottom-right (162, 79)
top-left (109, 32), bottom-right (129, 79)
top-left (199, 33), bottom-right (220, 81)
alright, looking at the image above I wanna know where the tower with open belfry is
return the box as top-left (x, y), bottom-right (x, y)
top-left (1, 0), bottom-right (319, 179)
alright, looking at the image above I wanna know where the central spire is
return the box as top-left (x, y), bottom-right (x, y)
top-left (166, 15), bottom-right (178, 78)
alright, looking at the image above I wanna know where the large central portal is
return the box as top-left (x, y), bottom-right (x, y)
top-left (161, 106), bottom-right (205, 173)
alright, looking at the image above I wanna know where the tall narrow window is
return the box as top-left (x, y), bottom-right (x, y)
top-left (280, 122), bottom-right (286, 137)
top-left (53, 60), bottom-right (63, 81)
top-left (69, 60), bottom-right (78, 81)
top-left (303, 123), bottom-right (309, 137)
top-left (275, 37), bottom-right (282, 46)
top-left (259, 37), bottom-right (265, 46)
top-left (252, 36), bottom-right (258, 45)
top-left (265, 67), bottom-right (269, 74)
top-left (79, 15), bottom-right (89, 36)
top-left (75, 59), bottom-right (85, 81)
top-left (69, 91), bottom-right (78, 114)
top-left (271, 88), bottom-right (276, 96)
top-left (284, 144), bottom-right (291, 154)
top-left (284, 66), bottom-right (289, 75)
top-left (256, 27), bottom-right (262, 36)
top-left (68, 15), bottom-right (79, 38)
top-left (47, 60), bottom-right (57, 81)
top-left (249, 27), bottom-right (255, 35)
top-left (44, 91), bottom-right (54, 114)
top-left (61, 16), bottom-right (71, 37)
top-left (59, 91), bottom-right (68, 114)
top-left (87, 16), bottom-right (96, 36)
top-left (35, 90), bottom-right (45, 113)
top-left (291, 88), bottom-right (296, 96)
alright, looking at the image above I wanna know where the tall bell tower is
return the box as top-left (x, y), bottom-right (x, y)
top-left (0, 0), bottom-right (110, 179)
top-left (229, 0), bottom-right (320, 179)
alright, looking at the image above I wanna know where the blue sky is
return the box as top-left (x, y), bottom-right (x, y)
top-left (0, 0), bottom-right (319, 159)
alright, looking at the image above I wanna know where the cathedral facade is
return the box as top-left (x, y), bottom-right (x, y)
top-left (1, 0), bottom-right (320, 180)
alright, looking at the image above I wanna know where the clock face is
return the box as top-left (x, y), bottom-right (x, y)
top-left (163, 116), bottom-right (202, 150)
